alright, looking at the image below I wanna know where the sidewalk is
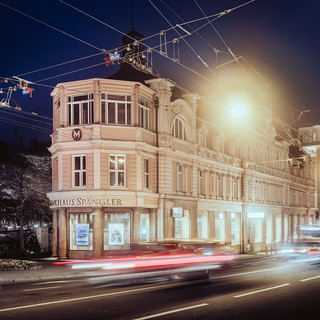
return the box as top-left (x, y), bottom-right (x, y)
top-left (0, 253), bottom-right (277, 284)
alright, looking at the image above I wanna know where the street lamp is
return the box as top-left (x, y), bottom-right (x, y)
top-left (229, 103), bottom-right (247, 119)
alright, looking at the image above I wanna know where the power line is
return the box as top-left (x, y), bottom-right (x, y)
top-left (17, 52), bottom-right (104, 78)
top-left (0, 2), bottom-right (104, 52)
top-left (148, 0), bottom-right (218, 80)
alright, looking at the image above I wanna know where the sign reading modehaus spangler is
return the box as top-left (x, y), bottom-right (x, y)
top-left (50, 197), bottom-right (123, 207)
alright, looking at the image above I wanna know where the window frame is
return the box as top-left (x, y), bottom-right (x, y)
top-left (172, 117), bottom-right (187, 140)
top-left (138, 98), bottom-right (151, 130)
top-left (144, 158), bottom-right (150, 189)
top-left (177, 164), bottom-right (184, 192)
top-left (72, 155), bottom-right (86, 188)
top-left (109, 155), bottom-right (126, 187)
top-left (67, 94), bottom-right (94, 126)
top-left (101, 94), bottom-right (132, 125)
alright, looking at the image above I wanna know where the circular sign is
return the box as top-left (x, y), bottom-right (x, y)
top-left (72, 128), bottom-right (82, 141)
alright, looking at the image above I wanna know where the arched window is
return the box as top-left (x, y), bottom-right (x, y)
top-left (172, 117), bottom-right (187, 140)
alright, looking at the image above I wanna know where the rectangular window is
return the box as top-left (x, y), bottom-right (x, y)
top-left (197, 213), bottom-right (208, 239)
top-left (73, 155), bottom-right (86, 187)
top-left (101, 94), bottom-right (132, 125)
top-left (217, 174), bottom-right (223, 197)
top-left (233, 178), bottom-right (238, 199)
top-left (110, 155), bottom-right (126, 187)
top-left (138, 99), bottom-right (150, 130)
top-left (144, 159), bottom-right (149, 189)
top-left (67, 94), bottom-right (93, 126)
top-left (177, 164), bottom-right (184, 192)
top-left (103, 212), bottom-right (131, 250)
top-left (199, 170), bottom-right (205, 195)
top-left (215, 212), bottom-right (225, 243)
top-left (231, 212), bottom-right (240, 245)
top-left (140, 213), bottom-right (150, 242)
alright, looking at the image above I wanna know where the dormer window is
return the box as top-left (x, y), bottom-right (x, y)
top-left (172, 117), bottom-right (187, 140)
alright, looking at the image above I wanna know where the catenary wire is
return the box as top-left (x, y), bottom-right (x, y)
top-left (0, 2), bottom-right (105, 52)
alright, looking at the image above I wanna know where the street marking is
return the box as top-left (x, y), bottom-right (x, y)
top-left (300, 275), bottom-right (320, 282)
top-left (133, 303), bottom-right (209, 320)
top-left (215, 265), bottom-right (289, 279)
top-left (31, 280), bottom-right (78, 285)
top-left (234, 283), bottom-right (290, 298)
top-left (23, 286), bottom-right (61, 292)
top-left (0, 280), bottom-right (204, 313)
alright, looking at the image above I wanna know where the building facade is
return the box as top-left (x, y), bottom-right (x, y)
top-left (47, 77), bottom-right (317, 259)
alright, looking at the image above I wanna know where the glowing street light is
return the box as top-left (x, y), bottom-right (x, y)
top-left (229, 103), bottom-right (247, 119)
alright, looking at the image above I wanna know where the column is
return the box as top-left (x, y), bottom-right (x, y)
top-left (133, 209), bottom-right (140, 242)
top-left (225, 212), bottom-right (232, 246)
top-left (58, 208), bottom-right (67, 259)
top-left (51, 209), bottom-right (58, 257)
top-left (150, 209), bottom-right (157, 241)
top-left (93, 209), bottom-right (103, 258)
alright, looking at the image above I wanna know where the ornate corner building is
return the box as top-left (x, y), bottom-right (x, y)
top-left (46, 74), bottom-right (317, 259)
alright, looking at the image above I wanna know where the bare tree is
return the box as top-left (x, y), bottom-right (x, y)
top-left (0, 153), bottom-right (51, 254)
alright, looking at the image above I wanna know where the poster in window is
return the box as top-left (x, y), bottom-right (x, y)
top-left (109, 223), bottom-right (124, 245)
top-left (76, 224), bottom-right (89, 245)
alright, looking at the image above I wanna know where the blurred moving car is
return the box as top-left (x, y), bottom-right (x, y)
top-left (278, 225), bottom-right (320, 259)
top-left (54, 240), bottom-right (237, 284)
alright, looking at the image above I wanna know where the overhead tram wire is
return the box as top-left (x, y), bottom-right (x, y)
top-left (57, 0), bottom-right (259, 87)
top-left (149, 0), bottom-right (219, 81)
top-left (158, 0), bottom-right (230, 60)
top-left (0, 2), bottom-right (104, 53)
top-left (193, 0), bottom-right (246, 75)
top-left (58, 0), bottom-right (219, 87)
top-left (2, 0), bottom-right (250, 91)
top-left (192, 0), bottom-right (309, 146)
top-left (0, 109), bottom-right (52, 127)
top-left (17, 52), bottom-right (104, 78)
top-left (0, 117), bottom-right (52, 134)
top-left (1, 0), bottom-right (223, 86)
top-left (35, 62), bottom-right (106, 83)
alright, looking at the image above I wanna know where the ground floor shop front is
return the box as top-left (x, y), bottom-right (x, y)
top-left (49, 193), bottom-right (318, 259)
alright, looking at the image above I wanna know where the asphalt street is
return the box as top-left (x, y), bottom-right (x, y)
top-left (1, 254), bottom-right (320, 319)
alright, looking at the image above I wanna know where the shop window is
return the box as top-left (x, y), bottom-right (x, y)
top-left (172, 117), bottom-right (187, 140)
top-left (140, 213), bottom-right (150, 242)
top-left (101, 94), bottom-right (131, 125)
top-left (254, 219), bottom-right (262, 243)
top-left (67, 93), bottom-right (94, 126)
top-left (138, 99), bottom-right (150, 130)
top-left (174, 210), bottom-right (190, 239)
top-left (70, 213), bottom-right (93, 250)
top-left (266, 214), bottom-right (272, 244)
top-left (110, 155), bottom-right (126, 187)
top-left (72, 155), bottom-right (86, 187)
top-left (231, 212), bottom-right (240, 245)
top-left (215, 212), bottom-right (225, 243)
top-left (275, 214), bottom-right (281, 242)
top-left (284, 215), bottom-right (289, 241)
top-left (103, 212), bottom-right (130, 250)
top-left (197, 213), bottom-right (208, 239)
top-left (144, 159), bottom-right (150, 189)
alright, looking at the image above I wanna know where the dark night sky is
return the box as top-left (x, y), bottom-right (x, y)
top-left (1, 0), bottom-right (320, 146)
